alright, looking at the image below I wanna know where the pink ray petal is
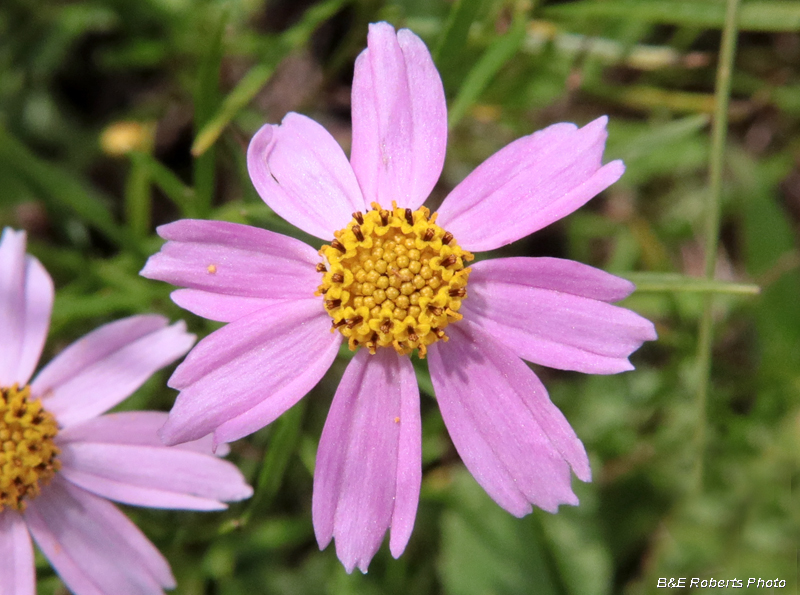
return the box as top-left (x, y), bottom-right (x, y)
top-left (24, 478), bottom-right (175, 595)
top-left (436, 117), bottom-right (624, 252)
top-left (428, 320), bottom-right (590, 516)
top-left (31, 316), bottom-right (195, 428)
top-left (58, 439), bottom-right (252, 511)
top-left (57, 411), bottom-right (230, 455)
top-left (140, 219), bottom-right (320, 301)
top-left (247, 113), bottom-right (367, 239)
top-left (461, 258), bottom-right (657, 374)
top-left (0, 228), bottom-right (54, 387)
top-left (162, 298), bottom-right (340, 445)
top-left (467, 256), bottom-right (636, 302)
top-left (350, 22), bottom-right (447, 210)
top-left (313, 348), bottom-right (421, 573)
top-left (170, 289), bottom-right (280, 323)
top-left (0, 510), bottom-right (35, 595)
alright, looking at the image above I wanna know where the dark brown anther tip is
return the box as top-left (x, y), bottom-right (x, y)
top-left (422, 228), bottom-right (434, 242)
top-left (316, 263), bottom-right (327, 272)
top-left (380, 210), bottom-right (389, 226)
top-left (404, 208), bottom-right (414, 225)
top-left (331, 272), bottom-right (344, 283)
top-left (449, 288), bottom-right (466, 297)
top-left (427, 306), bottom-right (443, 317)
top-left (352, 225), bottom-right (364, 242)
top-left (442, 231), bottom-right (454, 245)
top-left (332, 319), bottom-right (347, 329)
top-left (380, 319), bottom-right (392, 334)
top-left (441, 254), bottom-right (457, 268)
top-left (345, 316), bottom-right (363, 329)
top-left (325, 299), bottom-right (342, 309)
top-left (352, 211), bottom-right (364, 224)
top-left (331, 239), bottom-right (346, 253)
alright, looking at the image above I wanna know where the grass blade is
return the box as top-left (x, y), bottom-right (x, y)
top-left (0, 126), bottom-right (134, 251)
top-left (543, 0), bottom-right (798, 32)
top-left (448, 13), bottom-right (527, 128)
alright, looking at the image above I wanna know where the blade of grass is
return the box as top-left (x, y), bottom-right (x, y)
top-left (191, 0), bottom-right (350, 157)
top-left (623, 273), bottom-right (759, 295)
top-left (447, 12), bottom-right (528, 128)
top-left (192, 64), bottom-right (274, 157)
top-left (125, 153), bottom-right (151, 239)
top-left (234, 401), bottom-right (307, 529)
top-left (433, 0), bottom-right (484, 89)
top-left (543, 0), bottom-right (798, 32)
top-left (694, 0), bottom-right (741, 492)
top-left (130, 151), bottom-right (195, 213)
top-left (0, 126), bottom-right (135, 252)
top-left (192, 9), bottom-right (228, 218)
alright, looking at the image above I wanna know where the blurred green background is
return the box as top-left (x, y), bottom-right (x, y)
top-left (1, 0), bottom-right (798, 593)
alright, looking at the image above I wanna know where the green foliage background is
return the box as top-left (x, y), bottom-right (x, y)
top-left (0, 0), bottom-right (798, 592)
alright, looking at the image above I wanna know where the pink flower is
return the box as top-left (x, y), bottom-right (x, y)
top-left (141, 22), bottom-right (656, 573)
top-left (0, 228), bottom-right (253, 595)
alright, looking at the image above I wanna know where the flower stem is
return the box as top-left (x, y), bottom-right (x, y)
top-left (693, 0), bottom-right (741, 492)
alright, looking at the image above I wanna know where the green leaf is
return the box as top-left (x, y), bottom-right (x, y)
top-left (543, 0), bottom-right (800, 32)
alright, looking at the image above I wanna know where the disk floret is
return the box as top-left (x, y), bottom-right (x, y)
top-left (0, 384), bottom-right (61, 511)
top-left (317, 202), bottom-right (473, 357)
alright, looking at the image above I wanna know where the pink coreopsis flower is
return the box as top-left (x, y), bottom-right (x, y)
top-left (0, 228), bottom-right (253, 595)
top-left (141, 22), bottom-right (656, 572)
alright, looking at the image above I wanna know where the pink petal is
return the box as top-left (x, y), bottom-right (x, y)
top-left (461, 258), bottom-right (657, 374)
top-left (31, 316), bottom-right (195, 428)
top-left (0, 228), bottom-right (54, 387)
top-left (436, 117), bottom-right (624, 251)
top-left (57, 411), bottom-right (230, 455)
top-left (0, 511), bottom-right (35, 595)
top-left (428, 320), bottom-right (590, 516)
top-left (467, 256), bottom-right (635, 302)
top-left (247, 113), bottom-right (366, 239)
top-left (313, 348), bottom-right (421, 573)
top-left (350, 23), bottom-right (447, 210)
top-left (57, 438), bottom-right (252, 510)
top-left (170, 289), bottom-right (279, 323)
top-left (24, 478), bottom-right (175, 595)
top-left (140, 219), bottom-right (320, 302)
top-left (162, 298), bottom-right (340, 445)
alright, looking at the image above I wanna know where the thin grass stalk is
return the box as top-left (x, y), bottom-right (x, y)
top-left (693, 0), bottom-right (741, 491)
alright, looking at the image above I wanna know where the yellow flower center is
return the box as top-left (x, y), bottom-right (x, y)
top-left (317, 202), bottom-right (473, 357)
top-left (0, 385), bottom-right (61, 511)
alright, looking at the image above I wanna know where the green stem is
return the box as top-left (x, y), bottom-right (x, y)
top-left (694, 0), bottom-right (741, 492)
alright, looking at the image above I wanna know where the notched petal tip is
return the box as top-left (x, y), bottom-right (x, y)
top-left (367, 20), bottom-right (397, 39)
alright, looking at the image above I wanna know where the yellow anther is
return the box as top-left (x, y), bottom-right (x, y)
top-left (317, 202), bottom-right (473, 357)
top-left (0, 385), bottom-right (60, 511)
